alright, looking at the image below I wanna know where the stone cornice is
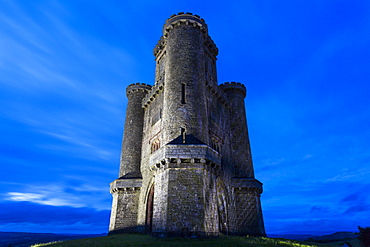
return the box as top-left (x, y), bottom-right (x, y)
top-left (149, 144), bottom-right (222, 174)
top-left (232, 178), bottom-right (263, 194)
top-left (110, 178), bottom-right (142, 194)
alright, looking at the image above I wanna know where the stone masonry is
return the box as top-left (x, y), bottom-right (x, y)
top-left (109, 12), bottom-right (266, 237)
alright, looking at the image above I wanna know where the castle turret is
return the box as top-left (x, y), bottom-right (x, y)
top-left (220, 82), bottom-right (265, 236)
top-left (119, 83), bottom-right (152, 178)
top-left (154, 12), bottom-right (218, 144)
top-left (220, 82), bottom-right (254, 178)
top-left (109, 83), bottom-right (151, 234)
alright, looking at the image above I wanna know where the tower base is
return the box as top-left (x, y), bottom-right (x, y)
top-left (109, 178), bottom-right (142, 234)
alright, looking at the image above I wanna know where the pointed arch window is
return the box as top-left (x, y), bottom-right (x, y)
top-left (151, 139), bottom-right (160, 153)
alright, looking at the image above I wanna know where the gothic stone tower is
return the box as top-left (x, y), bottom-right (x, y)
top-left (109, 12), bottom-right (266, 237)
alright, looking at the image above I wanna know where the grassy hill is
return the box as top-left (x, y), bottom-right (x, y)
top-left (30, 233), bottom-right (361, 247)
top-left (0, 232), bottom-right (104, 247)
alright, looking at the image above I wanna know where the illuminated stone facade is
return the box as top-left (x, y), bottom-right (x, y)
top-left (109, 12), bottom-right (265, 237)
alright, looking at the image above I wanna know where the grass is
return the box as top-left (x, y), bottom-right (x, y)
top-left (30, 234), bottom-right (345, 247)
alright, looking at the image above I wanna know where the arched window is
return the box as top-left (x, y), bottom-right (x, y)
top-left (151, 139), bottom-right (160, 153)
top-left (211, 138), bottom-right (221, 153)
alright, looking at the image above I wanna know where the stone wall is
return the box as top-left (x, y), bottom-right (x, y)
top-left (109, 179), bottom-right (142, 233)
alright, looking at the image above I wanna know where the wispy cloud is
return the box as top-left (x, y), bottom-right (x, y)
top-left (5, 183), bottom-right (110, 211)
top-left (37, 129), bottom-right (117, 161)
top-left (7, 192), bottom-right (84, 208)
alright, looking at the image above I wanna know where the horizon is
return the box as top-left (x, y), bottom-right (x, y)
top-left (1, 0), bottom-right (369, 235)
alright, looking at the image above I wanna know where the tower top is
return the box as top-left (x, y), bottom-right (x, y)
top-left (126, 83), bottom-right (152, 96)
top-left (220, 82), bottom-right (247, 98)
top-left (163, 12), bottom-right (208, 36)
top-left (154, 12), bottom-right (217, 57)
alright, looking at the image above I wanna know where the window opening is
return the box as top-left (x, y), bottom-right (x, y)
top-left (181, 83), bottom-right (186, 104)
top-left (181, 127), bottom-right (186, 143)
top-left (151, 140), bottom-right (160, 153)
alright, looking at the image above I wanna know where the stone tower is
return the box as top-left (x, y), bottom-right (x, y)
top-left (109, 12), bottom-right (266, 237)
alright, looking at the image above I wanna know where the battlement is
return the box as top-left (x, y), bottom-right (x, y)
top-left (219, 82), bottom-right (247, 97)
top-left (163, 12), bottom-right (208, 38)
top-left (205, 81), bottom-right (229, 107)
top-left (205, 36), bottom-right (219, 57)
top-left (154, 36), bottom-right (166, 57)
top-left (126, 83), bottom-right (152, 96)
top-left (148, 144), bottom-right (222, 175)
top-left (142, 81), bottom-right (164, 108)
top-left (154, 12), bottom-right (218, 58)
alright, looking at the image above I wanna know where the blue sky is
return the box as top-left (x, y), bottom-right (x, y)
top-left (1, 0), bottom-right (369, 235)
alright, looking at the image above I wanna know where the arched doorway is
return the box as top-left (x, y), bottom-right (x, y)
top-left (145, 184), bottom-right (154, 233)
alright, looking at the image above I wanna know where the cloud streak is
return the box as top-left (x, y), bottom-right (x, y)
top-left (7, 192), bottom-right (84, 208)
top-left (5, 182), bottom-right (111, 211)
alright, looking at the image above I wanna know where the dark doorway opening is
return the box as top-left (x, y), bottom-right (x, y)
top-left (145, 184), bottom-right (154, 233)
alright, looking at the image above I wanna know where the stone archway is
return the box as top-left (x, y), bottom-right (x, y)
top-left (145, 184), bottom-right (154, 233)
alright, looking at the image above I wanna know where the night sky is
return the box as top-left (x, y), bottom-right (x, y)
top-left (1, 0), bottom-right (369, 235)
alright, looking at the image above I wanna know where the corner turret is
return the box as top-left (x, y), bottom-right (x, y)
top-left (119, 83), bottom-right (152, 178)
top-left (220, 82), bottom-right (254, 178)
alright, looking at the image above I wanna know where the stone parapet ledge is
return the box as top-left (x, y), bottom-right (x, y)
top-left (149, 144), bottom-right (222, 174)
top-left (231, 178), bottom-right (263, 194)
top-left (150, 144), bottom-right (221, 167)
top-left (110, 178), bottom-right (143, 194)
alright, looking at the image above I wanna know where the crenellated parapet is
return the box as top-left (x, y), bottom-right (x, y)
top-left (205, 81), bottom-right (229, 107)
top-left (219, 82), bottom-right (247, 98)
top-left (142, 81), bottom-right (164, 108)
top-left (153, 13), bottom-right (218, 58)
top-left (126, 83), bottom-right (152, 97)
top-left (153, 36), bottom-right (166, 57)
top-left (205, 36), bottom-right (218, 58)
top-left (148, 144), bottom-right (222, 173)
top-left (163, 12), bottom-right (208, 37)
